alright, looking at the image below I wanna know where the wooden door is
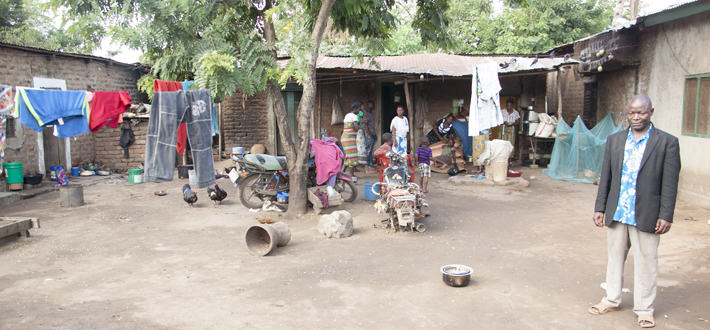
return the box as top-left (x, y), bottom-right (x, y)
top-left (42, 127), bottom-right (65, 174)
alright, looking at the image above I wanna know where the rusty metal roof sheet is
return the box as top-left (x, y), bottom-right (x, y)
top-left (309, 53), bottom-right (570, 76)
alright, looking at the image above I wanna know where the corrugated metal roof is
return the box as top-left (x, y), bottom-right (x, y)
top-left (641, 0), bottom-right (700, 17)
top-left (0, 42), bottom-right (144, 68)
top-left (304, 54), bottom-right (570, 76)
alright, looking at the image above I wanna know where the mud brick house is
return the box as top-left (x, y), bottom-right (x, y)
top-left (549, 0), bottom-right (710, 208)
top-left (225, 54), bottom-right (572, 162)
top-left (0, 42), bottom-right (148, 191)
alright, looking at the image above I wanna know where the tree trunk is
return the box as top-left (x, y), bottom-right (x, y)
top-left (263, 0), bottom-right (336, 216)
top-left (611, 0), bottom-right (626, 27)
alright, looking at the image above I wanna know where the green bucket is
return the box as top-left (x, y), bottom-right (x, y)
top-left (4, 162), bottom-right (24, 184)
top-left (128, 169), bottom-right (143, 184)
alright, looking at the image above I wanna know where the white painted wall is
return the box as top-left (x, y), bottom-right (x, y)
top-left (645, 11), bottom-right (710, 208)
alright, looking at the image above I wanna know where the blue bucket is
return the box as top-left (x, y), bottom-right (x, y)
top-left (363, 181), bottom-right (379, 201)
top-left (71, 167), bottom-right (81, 177)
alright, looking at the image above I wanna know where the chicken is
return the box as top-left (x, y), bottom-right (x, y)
top-left (207, 183), bottom-right (228, 205)
top-left (183, 184), bottom-right (198, 207)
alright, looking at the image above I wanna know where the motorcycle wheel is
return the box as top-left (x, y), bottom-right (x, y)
top-left (335, 179), bottom-right (358, 202)
top-left (239, 173), bottom-right (272, 209)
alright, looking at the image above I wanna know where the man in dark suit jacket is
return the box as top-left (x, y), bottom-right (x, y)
top-left (588, 95), bottom-right (681, 328)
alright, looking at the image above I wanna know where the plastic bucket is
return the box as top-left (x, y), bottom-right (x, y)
top-left (188, 169), bottom-right (197, 185)
top-left (71, 167), bottom-right (81, 177)
top-left (363, 181), bottom-right (377, 201)
top-left (128, 169), bottom-right (142, 184)
top-left (49, 165), bottom-right (58, 181)
top-left (177, 165), bottom-right (193, 179)
top-left (4, 162), bottom-right (24, 184)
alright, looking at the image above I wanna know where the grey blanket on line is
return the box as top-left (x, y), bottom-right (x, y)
top-left (144, 90), bottom-right (216, 188)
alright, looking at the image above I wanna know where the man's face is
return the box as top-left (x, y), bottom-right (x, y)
top-left (627, 100), bottom-right (653, 132)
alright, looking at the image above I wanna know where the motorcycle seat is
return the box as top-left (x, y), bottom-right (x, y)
top-left (244, 154), bottom-right (289, 171)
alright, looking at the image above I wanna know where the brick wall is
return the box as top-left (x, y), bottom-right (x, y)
top-left (0, 44), bottom-right (145, 190)
top-left (316, 78), bottom-right (376, 140)
top-left (94, 120), bottom-right (147, 171)
top-left (558, 69), bottom-right (585, 125)
top-left (221, 90), bottom-right (269, 153)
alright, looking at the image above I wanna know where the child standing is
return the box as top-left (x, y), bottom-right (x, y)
top-left (414, 136), bottom-right (433, 193)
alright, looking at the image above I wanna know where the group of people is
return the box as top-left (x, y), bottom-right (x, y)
top-left (341, 101), bottom-right (378, 178)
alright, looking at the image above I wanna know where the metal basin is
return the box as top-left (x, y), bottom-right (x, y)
top-left (441, 265), bottom-right (473, 287)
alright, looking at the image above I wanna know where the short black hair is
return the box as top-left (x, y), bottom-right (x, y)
top-left (351, 102), bottom-right (362, 111)
top-left (382, 133), bottom-right (393, 144)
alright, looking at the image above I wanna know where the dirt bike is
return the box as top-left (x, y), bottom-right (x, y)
top-left (372, 151), bottom-right (427, 233)
top-left (232, 153), bottom-right (357, 209)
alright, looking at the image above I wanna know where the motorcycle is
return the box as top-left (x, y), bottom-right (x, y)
top-left (372, 151), bottom-right (428, 233)
top-left (232, 153), bottom-right (357, 209)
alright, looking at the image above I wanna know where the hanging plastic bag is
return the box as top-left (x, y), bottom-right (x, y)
top-left (331, 95), bottom-right (344, 125)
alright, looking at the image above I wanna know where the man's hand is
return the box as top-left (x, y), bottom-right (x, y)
top-left (655, 219), bottom-right (672, 234)
top-left (593, 212), bottom-right (605, 227)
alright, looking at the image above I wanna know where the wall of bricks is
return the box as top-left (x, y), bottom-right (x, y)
top-left (0, 44), bottom-right (145, 190)
top-left (93, 120), bottom-right (147, 171)
top-left (557, 69), bottom-right (586, 125)
top-left (316, 78), bottom-right (376, 140)
top-left (221, 90), bottom-right (269, 153)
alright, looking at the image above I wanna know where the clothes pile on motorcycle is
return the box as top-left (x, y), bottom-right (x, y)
top-left (310, 138), bottom-right (344, 187)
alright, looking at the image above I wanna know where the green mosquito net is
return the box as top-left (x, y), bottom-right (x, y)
top-left (543, 114), bottom-right (623, 183)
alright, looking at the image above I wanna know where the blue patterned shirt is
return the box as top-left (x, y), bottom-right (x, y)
top-left (613, 124), bottom-right (653, 226)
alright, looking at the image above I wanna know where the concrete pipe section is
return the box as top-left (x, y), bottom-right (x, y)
top-left (245, 222), bottom-right (291, 256)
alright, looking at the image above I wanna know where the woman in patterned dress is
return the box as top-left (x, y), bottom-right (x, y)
top-left (341, 102), bottom-right (361, 178)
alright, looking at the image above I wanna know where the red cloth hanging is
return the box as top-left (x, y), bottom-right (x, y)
top-left (89, 91), bottom-right (133, 132)
top-left (153, 80), bottom-right (188, 155)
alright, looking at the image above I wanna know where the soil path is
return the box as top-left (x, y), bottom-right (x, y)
top-left (1, 166), bottom-right (709, 329)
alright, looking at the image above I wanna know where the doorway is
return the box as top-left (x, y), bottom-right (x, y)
top-left (380, 83), bottom-right (406, 135)
top-left (43, 126), bottom-right (66, 174)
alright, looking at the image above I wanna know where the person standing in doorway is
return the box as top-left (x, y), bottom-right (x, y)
top-left (589, 94), bottom-right (681, 329)
top-left (341, 102), bottom-right (361, 179)
top-left (500, 98), bottom-right (520, 144)
top-left (390, 105), bottom-right (409, 155)
top-left (361, 100), bottom-right (378, 174)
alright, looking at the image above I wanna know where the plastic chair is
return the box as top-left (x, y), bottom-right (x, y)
top-left (377, 154), bottom-right (415, 183)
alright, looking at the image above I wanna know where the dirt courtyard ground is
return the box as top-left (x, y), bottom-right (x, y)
top-left (1, 164), bottom-right (709, 330)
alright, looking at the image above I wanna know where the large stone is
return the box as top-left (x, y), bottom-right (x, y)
top-left (517, 178), bottom-right (530, 188)
top-left (318, 210), bottom-right (353, 239)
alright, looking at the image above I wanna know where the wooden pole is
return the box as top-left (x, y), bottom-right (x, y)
top-left (218, 103), bottom-right (223, 160)
top-left (404, 78), bottom-right (414, 158)
top-left (557, 70), bottom-right (563, 119)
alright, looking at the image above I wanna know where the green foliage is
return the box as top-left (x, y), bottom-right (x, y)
top-left (448, 0), bottom-right (613, 54)
top-left (137, 73), bottom-right (156, 101)
top-left (0, 0), bottom-right (26, 28)
top-left (52, 0), bottom-right (274, 101)
top-left (318, 1), bottom-right (455, 56)
top-left (0, 0), bottom-right (94, 54)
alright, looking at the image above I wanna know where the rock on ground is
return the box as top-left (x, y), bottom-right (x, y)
top-left (318, 210), bottom-right (354, 238)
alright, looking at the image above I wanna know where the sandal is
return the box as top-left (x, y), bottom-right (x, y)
top-left (638, 314), bottom-right (655, 328)
top-left (588, 302), bottom-right (619, 315)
